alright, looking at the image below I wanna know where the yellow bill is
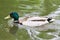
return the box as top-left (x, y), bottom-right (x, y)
top-left (4, 15), bottom-right (10, 19)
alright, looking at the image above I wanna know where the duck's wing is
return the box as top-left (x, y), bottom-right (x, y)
top-left (22, 17), bottom-right (49, 27)
top-left (27, 16), bottom-right (48, 21)
top-left (22, 20), bottom-right (48, 27)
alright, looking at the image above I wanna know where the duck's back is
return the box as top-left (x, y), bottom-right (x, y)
top-left (27, 16), bottom-right (47, 21)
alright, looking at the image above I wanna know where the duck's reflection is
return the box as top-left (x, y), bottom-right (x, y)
top-left (9, 25), bottom-right (18, 34)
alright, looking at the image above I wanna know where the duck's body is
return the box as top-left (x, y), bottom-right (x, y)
top-left (4, 12), bottom-right (55, 27)
top-left (18, 16), bottom-right (54, 27)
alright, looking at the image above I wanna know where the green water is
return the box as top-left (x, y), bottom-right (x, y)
top-left (0, 0), bottom-right (31, 40)
top-left (0, 0), bottom-right (60, 40)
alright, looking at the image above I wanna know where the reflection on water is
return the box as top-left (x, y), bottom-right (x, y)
top-left (9, 25), bottom-right (18, 34)
top-left (7, 7), bottom-right (60, 40)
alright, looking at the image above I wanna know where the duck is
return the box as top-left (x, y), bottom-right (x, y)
top-left (4, 12), bottom-right (55, 27)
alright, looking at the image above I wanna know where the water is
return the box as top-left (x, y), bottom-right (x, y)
top-left (7, 7), bottom-right (60, 40)
top-left (0, 0), bottom-right (60, 40)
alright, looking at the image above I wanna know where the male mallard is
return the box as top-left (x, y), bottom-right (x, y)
top-left (4, 12), bottom-right (55, 27)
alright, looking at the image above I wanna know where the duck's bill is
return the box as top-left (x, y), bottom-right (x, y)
top-left (4, 15), bottom-right (10, 19)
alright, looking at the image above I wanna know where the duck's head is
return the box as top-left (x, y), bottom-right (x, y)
top-left (4, 12), bottom-right (19, 21)
top-left (47, 17), bottom-right (55, 23)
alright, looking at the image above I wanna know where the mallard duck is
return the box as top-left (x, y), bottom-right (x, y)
top-left (4, 12), bottom-right (55, 27)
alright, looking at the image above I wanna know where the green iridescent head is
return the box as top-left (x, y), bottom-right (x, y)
top-left (10, 12), bottom-right (19, 20)
top-left (4, 12), bottom-right (19, 20)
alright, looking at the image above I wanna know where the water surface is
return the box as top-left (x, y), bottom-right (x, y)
top-left (0, 0), bottom-right (60, 40)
